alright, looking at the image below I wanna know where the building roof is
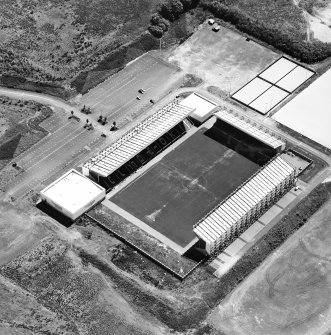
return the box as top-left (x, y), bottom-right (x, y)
top-left (40, 169), bottom-right (105, 214)
top-left (83, 101), bottom-right (194, 177)
top-left (180, 93), bottom-right (217, 118)
top-left (193, 156), bottom-right (295, 243)
top-left (215, 109), bottom-right (285, 149)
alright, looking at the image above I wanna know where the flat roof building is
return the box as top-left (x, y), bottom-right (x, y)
top-left (180, 93), bottom-right (217, 123)
top-left (40, 169), bottom-right (105, 221)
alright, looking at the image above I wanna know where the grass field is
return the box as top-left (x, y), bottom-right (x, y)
top-left (112, 125), bottom-right (260, 248)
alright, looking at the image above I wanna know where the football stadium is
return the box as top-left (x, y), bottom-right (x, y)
top-left (76, 93), bottom-right (296, 256)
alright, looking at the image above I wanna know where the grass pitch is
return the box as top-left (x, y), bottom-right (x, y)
top-left (112, 126), bottom-right (260, 248)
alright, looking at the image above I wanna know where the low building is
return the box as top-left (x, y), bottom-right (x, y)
top-left (40, 169), bottom-right (105, 221)
top-left (180, 93), bottom-right (217, 123)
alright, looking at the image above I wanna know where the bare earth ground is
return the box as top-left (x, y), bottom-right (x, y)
top-left (299, 0), bottom-right (331, 42)
top-left (208, 190), bottom-right (331, 335)
top-left (168, 23), bottom-right (278, 94)
top-left (0, 203), bottom-right (50, 267)
top-left (0, 203), bottom-right (170, 335)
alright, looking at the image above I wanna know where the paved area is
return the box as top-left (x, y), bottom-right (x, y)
top-left (79, 52), bottom-right (182, 127)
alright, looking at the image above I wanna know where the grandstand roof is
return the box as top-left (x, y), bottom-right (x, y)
top-left (193, 156), bottom-right (295, 243)
top-left (83, 101), bottom-right (194, 177)
top-left (215, 109), bottom-right (285, 150)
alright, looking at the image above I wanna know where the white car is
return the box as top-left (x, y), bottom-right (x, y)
top-left (213, 24), bottom-right (221, 32)
top-left (208, 19), bottom-right (215, 25)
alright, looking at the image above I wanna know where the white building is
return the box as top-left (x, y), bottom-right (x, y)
top-left (40, 169), bottom-right (105, 221)
top-left (180, 93), bottom-right (217, 123)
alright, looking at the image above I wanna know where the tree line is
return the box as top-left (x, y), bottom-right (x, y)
top-left (199, 0), bottom-right (331, 63)
top-left (148, 0), bottom-right (199, 38)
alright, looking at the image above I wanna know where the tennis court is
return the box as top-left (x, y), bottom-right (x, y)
top-left (111, 125), bottom-right (260, 248)
top-left (232, 57), bottom-right (314, 114)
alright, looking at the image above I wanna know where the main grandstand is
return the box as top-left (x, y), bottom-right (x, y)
top-left (82, 100), bottom-right (194, 190)
top-left (193, 155), bottom-right (295, 255)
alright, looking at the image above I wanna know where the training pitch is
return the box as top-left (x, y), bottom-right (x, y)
top-left (111, 126), bottom-right (260, 248)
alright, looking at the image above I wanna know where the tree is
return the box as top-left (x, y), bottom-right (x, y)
top-left (170, 0), bottom-right (184, 19)
top-left (180, 0), bottom-right (193, 10)
top-left (151, 13), bottom-right (163, 25)
top-left (151, 13), bottom-right (170, 32)
top-left (159, 1), bottom-right (173, 21)
top-left (148, 25), bottom-right (164, 38)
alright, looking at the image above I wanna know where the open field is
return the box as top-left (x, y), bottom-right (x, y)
top-left (111, 125), bottom-right (260, 248)
top-left (79, 53), bottom-right (181, 127)
top-left (0, 0), bottom-right (161, 92)
top-left (273, 68), bottom-right (331, 150)
top-left (0, 202), bottom-right (50, 267)
top-left (168, 24), bottom-right (278, 94)
top-left (0, 234), bottom-right (169, 335)
top-left (208, 184), bottom-right (331, 335)
top-left (0, 97), bottom-right (52, 171)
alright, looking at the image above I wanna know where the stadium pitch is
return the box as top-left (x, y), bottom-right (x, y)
top-left (111, 125), bottom-right (260, 249)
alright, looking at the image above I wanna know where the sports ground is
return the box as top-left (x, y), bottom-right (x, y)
top-left (111, 126), bottom-right (260, 248)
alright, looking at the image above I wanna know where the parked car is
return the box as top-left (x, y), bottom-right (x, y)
top-left (208, 19), bottom-right (215, 25)
top-left (213, 24), bottom-right (221, 32)
top-left (138, 88), bottom-right (145, 94)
